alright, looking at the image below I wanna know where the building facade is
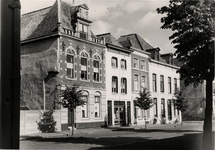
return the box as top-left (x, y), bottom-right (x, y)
top-left (21, 0), bottom-right (182, 132)
top-left (21, 0), bottom-right (107, 129)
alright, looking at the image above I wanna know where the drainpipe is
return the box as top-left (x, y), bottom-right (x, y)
top-left (0, 0), bottom-right (21, 149)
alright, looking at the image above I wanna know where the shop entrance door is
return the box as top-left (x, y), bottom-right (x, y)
top-left (114, 101), bottom-right (125, 126)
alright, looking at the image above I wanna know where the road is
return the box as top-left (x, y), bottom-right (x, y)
top-left (20, 122), bottom-right (215, 150)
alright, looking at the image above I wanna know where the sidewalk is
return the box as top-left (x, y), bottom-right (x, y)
top-left (20, 123), bottom-right (184, 140)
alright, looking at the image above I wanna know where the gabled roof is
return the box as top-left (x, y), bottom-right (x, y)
top-left (21, 0), bottom-right (90, 41)
top-left (117, 33), bottom-right (153, 50)
top-left (21, 6), bottom-right (55, 41)
top-left (97, 33), bottom-right (123, 47)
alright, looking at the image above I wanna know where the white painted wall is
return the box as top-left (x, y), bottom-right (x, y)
top-left (149, 60), bottom-right (181, 123)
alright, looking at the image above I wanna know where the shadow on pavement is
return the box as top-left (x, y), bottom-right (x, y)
top-left (21, 132), bottom-right (203, 150)
top-left (89, 133), bottom-right (203, 150)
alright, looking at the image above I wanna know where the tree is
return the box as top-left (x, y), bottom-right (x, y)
top-left (157, 0), bottom-right (214, 149)
top-left (59, 85), bottom-right (85, 135)
top-left (135, 88), bottom-right (154, 129)
top-left (173, 89), bottom-right (189, 126)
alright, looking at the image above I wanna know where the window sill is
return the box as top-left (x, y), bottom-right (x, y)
top-left (93, 80), bottom-right (102, 83)
top-left (65, 76), bottom-right (77, 80)
top-left (121, 93), bottom-right (127, 95)
top-left (94, 117), bottom-right (102, 120)
top-left (81, 117), bottom-right (90, 120)
top-left (111, 66), bottom-right (118, 69)
top-left (112, 92), bottom-right (118, 95)
top-left (80, 79), bottom-right (90, 82)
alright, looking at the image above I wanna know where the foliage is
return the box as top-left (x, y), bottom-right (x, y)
top-left (37, 110), bottom-right (56, 133)
top-left (173, 89), bottom-right (189, 112)
top-left (135, 88), bottom-right (154, 110)
top-left (157, 0), bottom-right (215, 87)
top-left (59, 85), bottom-right (85, 112)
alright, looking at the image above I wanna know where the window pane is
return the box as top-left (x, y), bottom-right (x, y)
top-left (81, 58), bottom-right (87, 66)
top-left (67, 55), bottom-right (73, 63)
top-left (93, 60), bottom-right (99, 68)
top-left (140, 60), bottom-right (145, 70)
top-left (134, 75), bottom-right (138, 91)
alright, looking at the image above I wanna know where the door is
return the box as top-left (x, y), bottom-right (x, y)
top-left (114, 104), bottom-right (125, 125)
top-left (108, 101), bottom-right (112, 126)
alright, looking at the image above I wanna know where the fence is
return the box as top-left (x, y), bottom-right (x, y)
top-left (20, 109), bottom-right (68, 135)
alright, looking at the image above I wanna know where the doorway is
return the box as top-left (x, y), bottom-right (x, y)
top-left (114, 101), bottom-right (125, 126)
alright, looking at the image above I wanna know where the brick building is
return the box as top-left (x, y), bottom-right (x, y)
top-left (21, 0), bottom-right (106, 129)
top-left (21, 0), bottom-right (182, 132)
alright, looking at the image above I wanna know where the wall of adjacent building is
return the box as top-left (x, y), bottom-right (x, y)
top-left (21, 37), bottom-right (59, 110)
top-left (148, 60), bottom-right (181, 123)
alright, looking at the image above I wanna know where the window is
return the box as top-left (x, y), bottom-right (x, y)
top-left (121, 78), bottom-right (127, 94)
top-left (140, 60), bottom-right (145, 70)
top-left (121, 59), bottom-right (126, 69)
top-left (134, 75), bottom-right (138, 91)
top-left (81, 57), bottom-right (87, 80)
top-left (133, 58), bottom-right (139, 69)
top-left (168, 99), bottom-right (172, 120)
top-left (168, 77), bottom-right (172, 93)
top-left (174, 78), bottom-right (177, 93)
top-left (161, 99), bottom-right (165, 118)
top-left (152, 74), bottom-right (157, 92)
top-left (153, 98), bottom-right (157, 117)
top-left (81, 96), bottom-right (88, 118)
top-left (160, 75), bottom-right (164, 92)
top-left (93, 60), bottom-right (99, 81)
top-left (141, 76), bottom-right (146, 91)
top-left (112, 76), bottom-right (118, 93)
top-left (79, 23), bottom-right (88, 39)
top-left (94, 96), bottom-right (100, 117)
top-left (67, 54), bottom-right (74, 78)
top-left (111, 57), bottom-right (118, 68)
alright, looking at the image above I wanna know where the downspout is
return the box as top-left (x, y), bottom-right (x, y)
top-left (11, 0), bottom-right (21, 148)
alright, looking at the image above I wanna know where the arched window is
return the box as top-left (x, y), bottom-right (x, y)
top-left (111, 57), bottom-right (118, 68)
top-left (66, 48), bottom-right (76, 78)
top-left (81, 91), bottom-right (89, 118)
top-left (112, 76), bottom-right (118, 93)
top-left (121, 59), bottom-right (126, 69)
top-left (94, 91), bottom-right (101, 118)
top-left (121, 78), bottom-right (127, 94)
top-left (93, 53), bottom-right (101, 82)
top-left (80, 51), bottom-right (89, 80)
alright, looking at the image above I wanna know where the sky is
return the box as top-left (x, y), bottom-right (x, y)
top-left (20, 0), bottom-right (175, 54)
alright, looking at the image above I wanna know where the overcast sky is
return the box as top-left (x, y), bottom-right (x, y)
top-left (20, 0), bottom-right (175, 54)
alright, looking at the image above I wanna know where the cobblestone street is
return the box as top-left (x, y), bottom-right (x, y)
top-left (20, 122), bottom-right (215, 150)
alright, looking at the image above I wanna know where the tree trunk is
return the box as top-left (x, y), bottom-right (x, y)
top-left (203, 68), bottom-right (213, 150)
top-left (71, 109), bottom-right (74, 136)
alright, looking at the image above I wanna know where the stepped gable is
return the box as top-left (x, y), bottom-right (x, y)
top-left (97, 33), bottom-right (123, 47)
top-left (117, 33), bottom-right (153, 50)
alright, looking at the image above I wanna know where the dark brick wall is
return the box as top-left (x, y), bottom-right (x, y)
top-left (58, 36), bottom-right (106, 89)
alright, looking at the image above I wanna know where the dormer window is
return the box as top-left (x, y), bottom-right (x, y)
top-left (79, 23), bottom-right (88, 40)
